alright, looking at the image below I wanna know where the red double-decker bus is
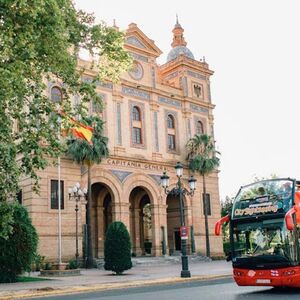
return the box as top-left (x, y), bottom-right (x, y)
top-left (215, 178), bottom-right (300, 287)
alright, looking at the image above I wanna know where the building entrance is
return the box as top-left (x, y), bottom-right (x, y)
top-left (174, 230), bottom-right (181, 251)
top-left (129, 187), bottom-right (152, 256)
top-left (91, 182), bottom-right (114, 258)
top-left (166, 194), bottom-right (181, 255)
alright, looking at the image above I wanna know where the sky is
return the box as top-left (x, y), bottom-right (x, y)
top-left (74, 0), bottom-right (300, 200)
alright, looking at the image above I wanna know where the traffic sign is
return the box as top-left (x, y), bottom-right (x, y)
top-left (180, 226), bottom-right (188, 240)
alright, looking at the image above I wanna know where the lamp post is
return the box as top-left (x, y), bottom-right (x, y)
top-left (161, 162), bottom-right (196, 278)
top-left (68, 182), bottom-right (87, 265)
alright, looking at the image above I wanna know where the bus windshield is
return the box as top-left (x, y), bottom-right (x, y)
top-left (232, 218), bottom-right (298, 268)
top-left (232, 179), bottom-right (294, 219)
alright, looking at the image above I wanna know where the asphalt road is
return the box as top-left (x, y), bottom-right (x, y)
top-left (28, 277), bottom-right (300, 300)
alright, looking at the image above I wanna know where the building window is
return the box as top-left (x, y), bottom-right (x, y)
top-left (131, 103), bottom-right (144, 147)
top-left (168, 134), bottom-right (176, 150)
top-left (202, 193), bottom-right (211, 216)
top-left (132, 127), bottom-right (142, 144)
top-left (50, 86), bottom-right (62, 103)
top-left (132, 106), bottom-right (141, 121)
top-left (91, 93), bottom-right (105, 114)
top-left (167, 114), bottom-right (175, 129)
top-left (51, 180), bottom-right (64, 210)
top-left (16, 190), bottom-right (22, 205)
top-left (166, 113), bottom-right (177, 151)
top-left (91, 100), bottom-right (102, 114)
top-left (196, 120), bottom-right (204, 135)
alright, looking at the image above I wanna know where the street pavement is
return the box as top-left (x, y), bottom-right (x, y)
top-left (0, 259), bottom-right (232, 299)
top-left (28, 277), bottom-right (300, 300)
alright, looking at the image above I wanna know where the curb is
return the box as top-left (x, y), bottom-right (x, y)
top-left (0, 274), bottom-right (232, 299)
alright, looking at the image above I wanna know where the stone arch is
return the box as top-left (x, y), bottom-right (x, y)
top-left (87, 169), bottom-right (123, 258)
top-left (123, 173), bottom-right (162, 256)
top-left (161, 181), bottom-right (192, 208)
top-left (122, 173), bottom-right (161, 206)
top-left (163, 181), bottom-right (193, 256)
top-left (89, 169), bottom-right (122, 205)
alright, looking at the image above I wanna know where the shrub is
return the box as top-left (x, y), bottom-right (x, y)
top-left (104, 221), bottom-right (132, 275)
top-left (43, 262), bottom-right (52, 270)
top-left (68, 260), bottom-right (79, 269)
top-left (0, 202), bottom-right (38, 283)
top-left (31, 253), bottom-right (45, 272)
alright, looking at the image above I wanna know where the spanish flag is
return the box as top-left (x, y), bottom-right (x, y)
top-left (68, 118), bottom-right (93, 144)
top-left (59, 112), bottom-right (93, 144)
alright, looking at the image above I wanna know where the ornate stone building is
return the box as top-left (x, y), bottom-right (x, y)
top-left (20, 20), bottom-right (223, 260)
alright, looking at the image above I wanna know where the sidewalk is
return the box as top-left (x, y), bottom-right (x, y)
top-left (0, 259), bottom-right (232, 299)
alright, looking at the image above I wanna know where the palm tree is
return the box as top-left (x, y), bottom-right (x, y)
top-left (186, 134), bottom-right (220, 257)
top-left (66, 115), bottom-right (109, 268)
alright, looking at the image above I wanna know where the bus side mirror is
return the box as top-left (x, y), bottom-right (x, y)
top-left (285, 207), bottom-right (296, 231)
top-left (215, 215), bottom-right (230, 236)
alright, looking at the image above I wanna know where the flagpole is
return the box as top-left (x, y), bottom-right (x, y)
top-left (58, 116), bottom-right (62, 265)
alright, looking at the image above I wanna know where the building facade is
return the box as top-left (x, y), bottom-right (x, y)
top-left (21, 20), bottom-right (223, 260)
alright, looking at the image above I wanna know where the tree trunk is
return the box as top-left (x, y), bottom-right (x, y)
top-left (202, 175), bottom-right (210, 257)
top-left (86, 164), bottom-right (93, 268)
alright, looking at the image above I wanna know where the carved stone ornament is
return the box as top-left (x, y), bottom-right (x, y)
top-left (129, 61), bottom-right (144, 80)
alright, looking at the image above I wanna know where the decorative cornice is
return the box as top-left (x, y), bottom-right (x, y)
top-left (187, 70), bottom-right (207, 80)
top-left (125, 23), bottom-right (163, 57)
top-left (164, 71), bottom-right (179, 81)
top-left (159, 56), bottom-right (214, 77)
top-left (81, 75), bottom-right (113, 89)
top-left (112, 93), bottom-right (124, 103)
top-left (158, 96), bottom-right (181, 108)
top-left (126, 36), bottom-right (147, 49)
top-left (190, 103), bottom-right (209, 114)
top-left (122, 86), bottom-right (150, 100)
top-left (129, 51), bottom-right (148, 62)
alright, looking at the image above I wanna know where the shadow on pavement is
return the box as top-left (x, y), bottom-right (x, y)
top-left (235, 286), bottom-right (300, 299)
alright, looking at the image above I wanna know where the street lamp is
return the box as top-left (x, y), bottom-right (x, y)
top-left (160, 162), bottom-right (196, 278)
top-left (68, 182), bottom-right (87, 265)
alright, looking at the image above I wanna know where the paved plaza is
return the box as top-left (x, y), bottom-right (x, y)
top-left (0, 259), bottom-right (231, 299)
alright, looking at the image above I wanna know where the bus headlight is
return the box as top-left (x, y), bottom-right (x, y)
top-left (234, 270), bottom-right (244, 276)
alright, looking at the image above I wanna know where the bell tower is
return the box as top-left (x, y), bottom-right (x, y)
top-left (171, 15), bottom-right (187, 48)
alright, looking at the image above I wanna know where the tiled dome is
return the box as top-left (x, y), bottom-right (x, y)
top-left (167, 45), bottom-right (195, 62)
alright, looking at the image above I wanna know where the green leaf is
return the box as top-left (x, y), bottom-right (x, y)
top-left (0, 0), bottom-right (131, 207)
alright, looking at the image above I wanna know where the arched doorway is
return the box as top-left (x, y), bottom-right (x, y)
top-left (129, 187), bottom-right (152, 256)
top-left (103, 193), bottom-right (112, 234)
top-left (166, 194), bottom-right (189, 255)
top-left (166, 194), bottom-right (181, 255)
top-left (91, 183), bottom-right (114, 258)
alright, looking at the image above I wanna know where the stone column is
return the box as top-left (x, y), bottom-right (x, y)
top-left (116, 102), bottom-right (122, 146)
top-left (151, 204), bottom-right (162, 256)
top-left (91, 203), bottom-right (98, 258)
top-left (185, 205), bottom-right (193, 254)
top-left (80, 201), bottom-right (87, 258)
top-left (97, 207), bottom-right (104, 258)
top-left (151, 66), bottom-right (156, 88)
top-left (118, 203), bottom-right (130, 229)
top-left (113, 93), bottom-right (126, 156)
top-left (183, 110), bottom-right (192, 144)
top-left (149, 101), bottom-right (161, 160)
top-left (182, 76), bottom-right (188, 97)
top-left (133, 208), bottom-right (142, 256)
top-left (159, 202), bottom-right (169, 256)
